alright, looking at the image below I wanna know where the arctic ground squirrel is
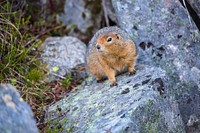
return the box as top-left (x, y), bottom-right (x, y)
top-left (86, 26), bottom-right (137, 86)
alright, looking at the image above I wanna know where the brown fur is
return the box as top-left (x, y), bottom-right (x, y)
top-left (87, 32), bottom-right (137, 85)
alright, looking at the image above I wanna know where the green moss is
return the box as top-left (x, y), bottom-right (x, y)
top-left (136, 99), bottom-right (168, 133)
top-left (173, 125), bottom-right (187, 133)
top-left (45, 117), bottom-right (76, 133)
top-left (142, 112), bottom-right (160, 133)
top-left (26, 69), bottom-right (44, 82)
top-left (176, 17), bottom-right (182, 26)
top-left (133, 18), bottom-right (139, 24)
top-left (45, 119), bottom-right (63, 133)
top-left (132, 33), bottom-right (138, 40)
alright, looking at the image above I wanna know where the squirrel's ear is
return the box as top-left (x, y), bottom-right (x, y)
top-left (114, 33), bottom-right (121, 39)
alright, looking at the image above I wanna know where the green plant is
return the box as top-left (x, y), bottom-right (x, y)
top-left (0, 1), bottom-right (45, 82)
top-left (62, 75), bottom-right (72, 88)
top-left (45, 119), bottom-right (63, 133)
top-left (44, 117), bottom-right (75, 133)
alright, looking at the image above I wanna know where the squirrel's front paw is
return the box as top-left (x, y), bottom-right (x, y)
top-left (97, 79), bottom-right (104, 83)
top-left (129, 70), bottom-right (136, 76)
top-left (110, 82), bottom-right (118, 87)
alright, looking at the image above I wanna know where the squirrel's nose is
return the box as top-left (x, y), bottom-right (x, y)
top-left (96, 45), bottom-right (101, 50)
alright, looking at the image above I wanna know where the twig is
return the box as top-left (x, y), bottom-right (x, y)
top-left (0, 17), bottom-right (22, 38)
top-left (9, 67), bottom-right (26, 80)
top-left (102, 0), bottom-right (109, 27)
top-left (0, 36), bottom-right (11, 45)
top-left (41, 67), bottom-right (66, 80)
top-left (24, 24), bottom-right (66, 47)
top-left (49, 0), bottom-right (55, 14)
top-left (48, 71), bottom-right (66, 80)
top-left (0, 27), bottom-right (13, 39)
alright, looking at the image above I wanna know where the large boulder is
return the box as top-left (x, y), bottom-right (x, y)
top-left (112, 0), bottom-right (200, 132)
top-left (46, 65), bottom-right (184, 132)
top-left (0, 84), bottom-right (38, 133)
top-left (41, 36), bottom-right (87, 81)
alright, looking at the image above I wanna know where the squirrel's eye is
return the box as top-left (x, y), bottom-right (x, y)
top-left (107, 37), bottom-right (112, 42)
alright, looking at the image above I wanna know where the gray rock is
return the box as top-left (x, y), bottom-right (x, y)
top-left (60, 0), bottom-right (102, 36)
top-left (186, 0), bottom-right (200, 18)
top-left (190, 67), bottom-right (200, 88)
top-left (46, 65), bottom-right (185, 133)
top-left (112, 0), bottom-right (200, 132)
top-left (41, 36), bottom-right (86, 81)
top-left (0, 84), bottom-right (38, 133)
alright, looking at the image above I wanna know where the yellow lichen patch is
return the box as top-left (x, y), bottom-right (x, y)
top-left (20, 97), bottom-right (24, 102)
top-left (2, 94), bottom-right (16, 111)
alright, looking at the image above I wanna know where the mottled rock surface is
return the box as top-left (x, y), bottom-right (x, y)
top-left (41, 36), bottom-right (86, 81)
top-left (47, 65), bottom-right (184, 132)
top-left (112, 0), bottom-right (200, 132)
top-left (60, 0), bottom-right (102, 37)
top-left (0, 84), bottom-right (38, 133)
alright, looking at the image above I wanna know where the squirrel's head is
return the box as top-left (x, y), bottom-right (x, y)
top-left (96, 32), bottom-right (124, 55)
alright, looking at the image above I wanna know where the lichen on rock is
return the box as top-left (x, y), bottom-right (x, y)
top-left (46, 65), bottom-right (184, 132)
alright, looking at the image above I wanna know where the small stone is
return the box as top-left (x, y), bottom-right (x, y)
top-left (121, 88), bottom-right (130, 94)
